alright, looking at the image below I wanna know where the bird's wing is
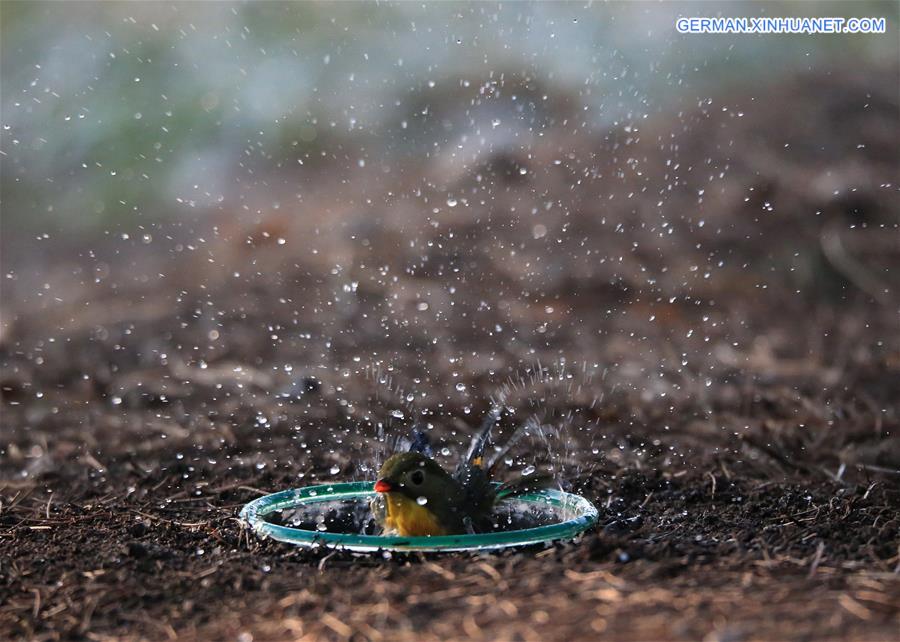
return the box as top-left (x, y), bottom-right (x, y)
top-left (407, 425), bottom-right (434, 457)
top-left (388, 423), bottom-right (434, 457)
top-left (455, 407), bottom-right (500, 477)
top-left (449, 408), bottom-right (501, 524)
top-left (483, 416), bottom-right (542, 473)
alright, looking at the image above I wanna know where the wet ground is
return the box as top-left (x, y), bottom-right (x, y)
top-left (2, 67), bottom-right (899, 641)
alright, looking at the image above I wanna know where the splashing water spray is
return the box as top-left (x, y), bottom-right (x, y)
top-left (241, 361), bottom-right (600, 552)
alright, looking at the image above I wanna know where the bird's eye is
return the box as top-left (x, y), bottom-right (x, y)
top-left (410, 469), bottom-right (425, 485)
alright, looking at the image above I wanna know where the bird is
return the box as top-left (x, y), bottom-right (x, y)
top-left (370, 408), bottom-right (551, 537)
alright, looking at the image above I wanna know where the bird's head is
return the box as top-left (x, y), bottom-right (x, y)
top-left (374, 451), bottom-right (458, 506)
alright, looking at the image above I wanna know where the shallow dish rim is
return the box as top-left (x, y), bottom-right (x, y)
top-left (239, 481), bottom-right (599, 552)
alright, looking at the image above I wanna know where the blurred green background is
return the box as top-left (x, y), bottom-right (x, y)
top-left (1, 1), bottom-right (897, 243)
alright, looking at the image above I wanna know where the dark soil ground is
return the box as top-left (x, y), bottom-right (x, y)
top-left (2, 67), bottom-right (899, 641)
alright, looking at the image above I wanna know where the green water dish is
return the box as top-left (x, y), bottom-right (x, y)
top-left (240, 481), bottom-right (599, 553)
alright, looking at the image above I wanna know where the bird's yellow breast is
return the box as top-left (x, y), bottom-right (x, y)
top-left (382, 492), bottom-right (447, 537)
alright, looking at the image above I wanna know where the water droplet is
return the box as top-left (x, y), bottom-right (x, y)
top-left (329, 465), bottom-right (340, 475)
top-left (522, 465), bottom-right (536, 476)
top-left (416, 496), bottom-right (428, 506)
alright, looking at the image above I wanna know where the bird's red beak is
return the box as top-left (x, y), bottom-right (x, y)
top-left (374, 479), bottom-right (393, 493)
